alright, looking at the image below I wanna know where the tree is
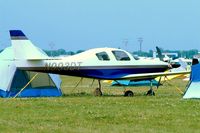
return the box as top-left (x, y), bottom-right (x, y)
top-left (76, 50), bottom-right (85, 54)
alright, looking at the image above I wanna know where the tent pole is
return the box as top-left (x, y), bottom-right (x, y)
top-left (13, 73), bottom-right (39, 98)
top-left (165, 76), bottom-right (184, 95)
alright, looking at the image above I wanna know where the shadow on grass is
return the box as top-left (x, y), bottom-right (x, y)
top-left (62, 92), bottom-right (148, 98)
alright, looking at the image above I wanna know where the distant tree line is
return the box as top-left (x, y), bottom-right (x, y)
top-left (44, 49), bottom-right (85, 56)
top-left (0, 48), bottom-right (198, 58)
top-left (133, 50), bottom-right (154, 57)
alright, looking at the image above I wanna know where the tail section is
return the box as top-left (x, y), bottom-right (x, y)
top-left (156, 46), bottom-right (164, 61)
top-left (10, 30), bottom-right (48, 60)
top-left (178, 59), bottom-right (188, 70)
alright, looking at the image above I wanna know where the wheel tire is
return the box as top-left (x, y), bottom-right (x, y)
top-left (146, 90), bottom-right (155, 96)
top-left (124, 90), bottom-right (134, 97)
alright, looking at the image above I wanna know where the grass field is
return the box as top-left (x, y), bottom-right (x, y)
top-left (1, 76), bottom-right (200, 133)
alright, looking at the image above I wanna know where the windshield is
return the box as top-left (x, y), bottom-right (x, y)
top-left (112, 51), bottom-right (130, 61)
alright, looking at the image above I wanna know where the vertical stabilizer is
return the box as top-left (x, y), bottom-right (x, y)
top-left (156, 46), bottom-right (164, 61)
top-left (10, 30), bottom-right (48, 60)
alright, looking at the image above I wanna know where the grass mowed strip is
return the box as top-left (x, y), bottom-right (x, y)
top-left (0, 76), bottom-right (200, 133)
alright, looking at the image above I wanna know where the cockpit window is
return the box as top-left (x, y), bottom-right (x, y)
top-left (112, 51), bottom-right (130, 61)
top-left (96, 52), bottom-right (110, 61)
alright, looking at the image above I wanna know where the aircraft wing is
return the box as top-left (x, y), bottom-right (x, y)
top-left (121, 71), bottom-right (191, 81)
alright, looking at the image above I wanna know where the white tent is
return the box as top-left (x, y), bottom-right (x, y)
top-left (0, 47), bottom-right (62, 97)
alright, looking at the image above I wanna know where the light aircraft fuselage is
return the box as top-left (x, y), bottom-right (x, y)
top-left (18, 48), bottom-right (169, 80)
top-left (11, 30), bottom-right (169, 80)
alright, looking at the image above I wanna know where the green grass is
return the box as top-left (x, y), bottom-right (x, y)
top-left (1, 76), bottom-right (200, 133)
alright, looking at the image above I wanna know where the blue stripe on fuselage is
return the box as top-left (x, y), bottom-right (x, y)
top-left (19, 66), bottom-right (168, 80)
top-left (73, 67), bottom-right (168, 79)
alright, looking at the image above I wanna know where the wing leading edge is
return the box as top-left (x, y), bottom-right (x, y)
top-left (121, 71), bottom-right (191, 81)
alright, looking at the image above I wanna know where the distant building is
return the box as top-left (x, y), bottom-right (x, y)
top-left (194, 53), bottom-right (200, 59)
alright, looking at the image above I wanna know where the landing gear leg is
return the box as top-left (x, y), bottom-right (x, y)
top-left (146, 80), bottom-right (155, 96)
top-left (93, 80), bottom-right (102, 96)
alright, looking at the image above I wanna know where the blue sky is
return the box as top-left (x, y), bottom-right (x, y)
top-left (0, 0), bottom-right (200, 51)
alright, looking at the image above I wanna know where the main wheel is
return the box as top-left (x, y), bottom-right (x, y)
top-left (146, 89), bottom-right (155, 96)
top-left (124, 90), bottom-right (134, 97)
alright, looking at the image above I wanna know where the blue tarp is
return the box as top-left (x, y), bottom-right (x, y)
top-left (0, 88), bottom-right (62, 98)
top-left (112, 80), bottom-right (159, 86)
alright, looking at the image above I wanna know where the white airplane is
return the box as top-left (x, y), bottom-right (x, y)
top-left (9, 30), bottom-right (190, 96)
